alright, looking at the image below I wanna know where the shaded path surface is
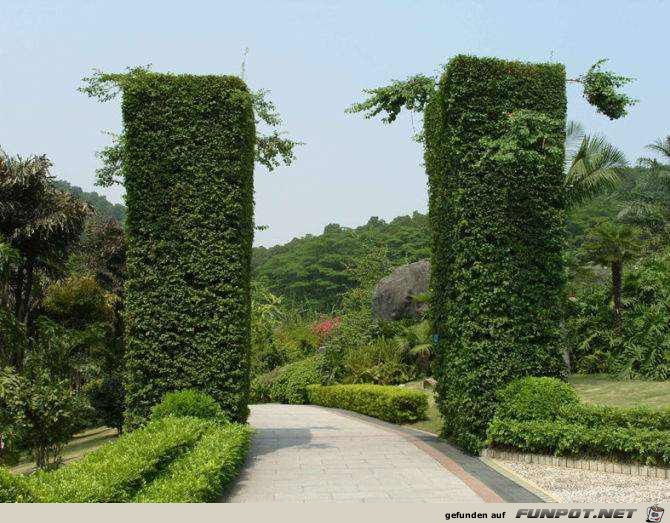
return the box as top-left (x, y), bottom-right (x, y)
top-left (223, 404), bottom-right (540, 503)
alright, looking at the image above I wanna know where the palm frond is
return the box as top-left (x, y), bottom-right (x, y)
top-left (565, 133), bottom-right (627, 207)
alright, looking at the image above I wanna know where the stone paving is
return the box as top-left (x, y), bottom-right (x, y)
top-left (224, 404), bottom-right (483, 503)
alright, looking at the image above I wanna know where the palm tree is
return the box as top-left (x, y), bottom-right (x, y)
top-left (0, 150), bottom-right (91, 333)
top-left (581, 221), bottom-right (640, 335)
top-left (618, 136), bottom-right (670, 228)
top-left (564, 121), bottom-right (628, 208)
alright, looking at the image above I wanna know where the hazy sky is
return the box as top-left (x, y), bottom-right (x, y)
top-left (1, 1), bottom-right (668, 247)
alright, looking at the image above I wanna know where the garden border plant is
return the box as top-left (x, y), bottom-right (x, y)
top-left (486, 377), bottom-right (670, 466)
top-left (306, 383), bottom-right (427, 423)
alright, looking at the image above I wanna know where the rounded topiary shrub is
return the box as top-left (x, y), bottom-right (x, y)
top-left (495, 377), bottom-right (580, 422)
top-left (150, 390), bottom-right (228, 423)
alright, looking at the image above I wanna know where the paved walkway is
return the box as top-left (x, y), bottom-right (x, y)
top-left (223, 404), bottom-right (530, 503)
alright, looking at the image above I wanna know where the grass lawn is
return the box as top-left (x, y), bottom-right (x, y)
top-left (10, 426), bottom-right (118, 475)
top-left (568, 374), bottom-right (670, 409)
top-left (399, 374), bottom-right (670, 436)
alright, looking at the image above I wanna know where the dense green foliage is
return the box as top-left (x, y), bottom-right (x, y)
top-left (0, 467), bottom-right (33, 502)
top-left (133, 423), bottom-right (251, 502)
top-left (579, 59), bottom-right (637, 120)
top-left (488, 377), bottom-right (670, 465)
top-left (307, 384), bottom-right (427, 423)
top-left (253, 213), bottom-right (430, 311)
top-left (150, 390), bottom-right (229, 424)
top-left (251, 355), bottom-right (325, 404)
top-left (2, 391), bottom-right (250, 503)
top-left (495, 377), bottom-right (580, 422)
top-left (120, 73), bottom-right (255, 425)
top-left (26, 416), bottom-right (207, 502)
top-left (487, 418), bottom-right (670, 466)
top-left (426, 56), bottom-right (568, 453)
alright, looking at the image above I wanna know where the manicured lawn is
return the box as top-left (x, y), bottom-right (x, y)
top-left (399, 374), bottom-right (670, 436)
top-left (568, 374), bottom-right (670, 409)
top-left (10, 426), bottom-right (118, 475)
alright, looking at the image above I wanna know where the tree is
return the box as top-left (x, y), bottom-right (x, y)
top-left (618, 136), bottom-right (670, 228)
top-left (564, 121), bottom-right (627, 208)
top-left (581, 221), bottom-right (641, 335)
top-left (0, 150), bottom-right (90, 365)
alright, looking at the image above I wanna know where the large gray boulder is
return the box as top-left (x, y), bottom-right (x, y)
top-left (372, 260), bottom-right (430, 321)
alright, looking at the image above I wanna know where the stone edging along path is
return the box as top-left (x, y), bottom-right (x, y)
top-left (482, 448), bottom-right (670, 480)
top-left (222, 404), bottom-right (542, 503)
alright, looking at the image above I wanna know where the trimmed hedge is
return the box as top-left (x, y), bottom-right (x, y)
top-left (27, 417), bottom-right (207, 502)
top-left (307, 384), bottom-right (427, 423)
top-left (426, 55), bottom-right (567, 453)
top-left (495, 376), bottom-right (580, 422)
top-left (487, 418), bottom-right (670, 466)
top-left (151, 389), bottom-right (229, 424)
top-left (0, 467), bottom-right (33, 502)
top-left (122, 72), bottom-right (255, 425)
top-left (559, 403), bottom-right (670, 432)
top-left (251, 356), bottom-right (324, 404)
top-left (487, 377), bottom-right (670, 465)
top-left (133, 423), bottom-right (251, 502)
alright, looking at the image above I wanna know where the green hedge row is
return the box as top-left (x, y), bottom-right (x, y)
top-left (487, 377), bottom-right (670, 465)
top-left (2, 417), bottom-right (250, 503)
top-left (122, 72), bottom-right (255, 425)
top-left (27, 416), bottom-right (207, 502)
top-left (251, 356), bottom-right (324, 404)
top-left (133, 423), bottom-right (251, 502)
top-left (0, 467), bottom-right (33, 503)
top-left (306, 384), bottom-right (427, 424)
top-left (426, 55), bottom-right (568, 453)
top-left (487, 418), bottom-right (670, 466)
top-left (558, 403), bottom-right (670, 432)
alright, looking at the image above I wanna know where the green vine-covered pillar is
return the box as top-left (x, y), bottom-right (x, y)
top-left (425, 56), bottom-right (568, 453)
top-left (122, 73), bottom-right (255, 426)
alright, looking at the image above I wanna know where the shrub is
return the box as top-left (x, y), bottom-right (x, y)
top-left (151, 390), bottom-right (228, 424)
top-left (558, 403), bottom-right (670, 432)
top-left (27, 416), bottom-right (207, 502)
top-left (86, 375), bottom-right (125, 433)
top-left (133, 423), bottom-right (251, 502)
top-left (426, 55), bottom-right (567, 453)
top-left (343, 339), bottom-right (415, 385)
top-left (0, 467), bottom-right (33, 502)
top-left (250, 356), bottom-right (324, 404)
top-left (487, 418), bottom-right (670, 466)
top-left (42, 276), bottom-right (113, 329)
top-left (122, 72), bottom-right (255, 425)
top-left (4, 373), bottom-right (90, 470)
top-left (307, 384), bottom-right (427, 423)
top-left (495, 377), bottom-right (580, 422)
top-left (487, 376), bottom-right (670, 464)
top-left (0, 367), bottom-right (28, 464)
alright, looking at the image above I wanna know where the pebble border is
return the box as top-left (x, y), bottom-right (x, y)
top-left (481, 448), bottom-right (670, 479)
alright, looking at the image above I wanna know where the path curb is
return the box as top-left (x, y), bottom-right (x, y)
top-left (329, 408), bottom-right (544, 503)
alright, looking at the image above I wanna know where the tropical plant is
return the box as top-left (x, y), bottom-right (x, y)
top-left (564, 121), bottom-right (627, 208)
top-left (581, 221), bottom-right (641, 335)
top-left (0, 150), bottom-right (90, 337)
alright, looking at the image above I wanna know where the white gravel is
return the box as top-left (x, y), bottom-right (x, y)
top-left (496, 460), bottom-right (670, 503)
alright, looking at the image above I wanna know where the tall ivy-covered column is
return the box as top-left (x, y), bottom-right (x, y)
top-left (122, 73), bottom-right (255, 425)
top-left (425, 56), bottom-right (567, 452)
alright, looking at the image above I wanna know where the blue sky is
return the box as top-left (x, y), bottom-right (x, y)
top-left (1, 0), bottom-right (668, 246)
